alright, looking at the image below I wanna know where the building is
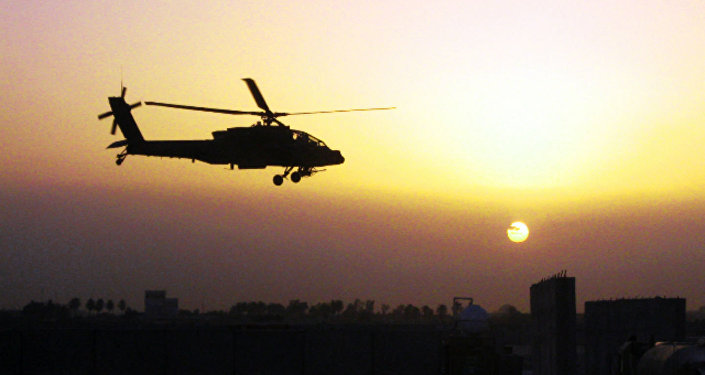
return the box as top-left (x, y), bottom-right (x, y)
top-left (144, 290), bottom-right (178, 318)
top-left (584, 297), bottom-right (686, 375)
top-left (530, 271), bottom-right (577, 375)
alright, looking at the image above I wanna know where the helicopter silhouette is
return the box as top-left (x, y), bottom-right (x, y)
top-left (98, 78), bottom-right (393, 185)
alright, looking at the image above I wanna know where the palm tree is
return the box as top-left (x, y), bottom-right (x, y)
top-left (436, 304), bottom-right (448, 320)
top-left (330, 300), bottom-right (344, 315)
top-left (118, 299), bottom-right (126, 313)
top-left (86, 298), bottom-right (95, 314)
top-left (95, 299), bottom-right (104, 314)
top-left (403, 304), bottom-right (421, 321)
top-left (106, 299), bottom-right (114, 314)
top-left (422, 305), bottom-right (434, 320)
top-left (286, 299), bottom-right (308, 320)
top-left (342, 299), bottom-right (363, 320)
top-left (309, 302), bottom-right (333, 321)
top-left (68, 298), bottom-right (81, 312)
top-left (364, 300), bottom-right (375, 314)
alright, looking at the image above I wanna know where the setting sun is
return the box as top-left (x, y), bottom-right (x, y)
top-left (508, 221), bottom-right (529, 243)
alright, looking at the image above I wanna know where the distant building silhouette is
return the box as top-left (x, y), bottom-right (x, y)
top-left (530, 271), bottom-right (576, 375)
top-left (584, 297), bottom-right (686, 375)
top-left (144, 290), bottom-right (178, 318)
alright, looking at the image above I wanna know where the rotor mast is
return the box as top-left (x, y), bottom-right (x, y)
top-left (242, 78), bottom-right (279, 126)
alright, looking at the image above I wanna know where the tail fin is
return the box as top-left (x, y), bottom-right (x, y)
top-left (97, 87), bottom-right (145, 142)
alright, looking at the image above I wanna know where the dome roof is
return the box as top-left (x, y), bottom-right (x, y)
top-left (457, 304), bottom-right (489, 333)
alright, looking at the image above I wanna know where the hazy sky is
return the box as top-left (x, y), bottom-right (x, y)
top-left (2, 1), bottom-right (705, 312)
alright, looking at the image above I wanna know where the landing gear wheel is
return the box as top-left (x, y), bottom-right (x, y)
top-left (273, 175), bottom-right (284, 186)
top-left (291, 172), bottom-right (301, 183)
top-left (116, 150), bottom-right (127, 166)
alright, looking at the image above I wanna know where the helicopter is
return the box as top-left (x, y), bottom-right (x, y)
top-left (98, 78), bottom-right (394, 185)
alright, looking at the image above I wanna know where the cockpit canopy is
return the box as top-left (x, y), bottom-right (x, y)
top-left (292, 129), bottom-right (327, 148)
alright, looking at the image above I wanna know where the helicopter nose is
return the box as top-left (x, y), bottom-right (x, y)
top-left (333, 150), bottom-right (345, 164)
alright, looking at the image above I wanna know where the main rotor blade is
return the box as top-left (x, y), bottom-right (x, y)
top-left (98, 111), bottom-right (113, 120)
top-left (282, 107), bottom-right (396, 116)
top-left (242, 78), bottom-right (271, 113)
top-left (144, 101), bottom-right (263, 116)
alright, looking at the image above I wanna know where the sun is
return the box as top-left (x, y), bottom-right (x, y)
top-left (507, 221), bottom-right (529, 243)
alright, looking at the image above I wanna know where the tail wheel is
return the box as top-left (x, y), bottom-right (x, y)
top-left (290, 172), bottom-right (301, 183)
top-left (273, 175), bottom-right (284, 186)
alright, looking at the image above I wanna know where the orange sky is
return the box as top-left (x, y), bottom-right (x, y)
top-left (2, 1), bottom-right (705, 312)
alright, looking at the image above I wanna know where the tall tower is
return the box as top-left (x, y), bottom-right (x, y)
top-left (530, 271), bottom-right (576, 375)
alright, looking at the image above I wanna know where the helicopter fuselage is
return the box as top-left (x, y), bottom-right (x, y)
top-left (126, 125), bottom-right (344, 169)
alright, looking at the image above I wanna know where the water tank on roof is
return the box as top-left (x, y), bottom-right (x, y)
top-left (637, 340), bottom-right (705, 375)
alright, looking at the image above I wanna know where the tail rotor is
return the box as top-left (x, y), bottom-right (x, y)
top-left (98, 84), bottom-right (145, 166)
top-left (97, 85), bottom-right (141, 135)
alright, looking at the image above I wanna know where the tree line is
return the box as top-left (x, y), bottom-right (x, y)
top-left (17, 298), bottom-right (134, 321)
top-left (14, 297), bottom-right (534, 326)
top-left (212, 299), bottom-right (513, 324)
top-left (79, 297), bottom-right (128, 314)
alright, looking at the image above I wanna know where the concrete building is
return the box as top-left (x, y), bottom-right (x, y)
top-left (144, 290), bottom-right (178, 318)
top-left (530, 271), bottom-right (576, 375)
top-left (584, 297), bottom-right (686, 375)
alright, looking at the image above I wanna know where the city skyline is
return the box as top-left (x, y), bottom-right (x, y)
top-left (2, 1), bottom-right (705, 312)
